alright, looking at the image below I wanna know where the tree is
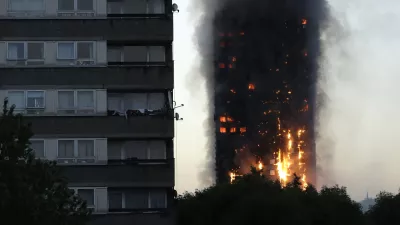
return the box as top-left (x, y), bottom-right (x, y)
top-left (0, 99), bottom-right (91, 225)
top-left (177, 171), bottom-right (365, 225)
top-left (366, 191), bottom-right (400, 225)
top-left (313, 185), bottom-right (365, 225)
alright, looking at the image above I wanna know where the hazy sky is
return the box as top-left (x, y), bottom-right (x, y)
top-left (173, 0), bottom-right (400, 200)
top-left (173, 0), bottom-right (209, 193)
top-left (319, 0), bottom-right (400, 200)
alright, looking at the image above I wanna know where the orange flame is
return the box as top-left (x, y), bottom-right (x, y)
top-left (274, 125), bottom-right (308, 189)
top-left (220, 127), bottom-right (226, 133)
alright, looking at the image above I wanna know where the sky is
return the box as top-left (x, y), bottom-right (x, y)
top-left (173, 0), bottom-right (210, 193)
top-left (318, 0), bottom-right (400, 200)
top-left (173, 0), bottom-right (400, 200)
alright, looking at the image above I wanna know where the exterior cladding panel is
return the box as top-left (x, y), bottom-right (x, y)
top-left (213, 0), bottom-right (321, 184)
top-left (62, 160), bottom-right (175, 187)
top-left (25, 116), bottom-right (174, 138)
top-left (0, 65), bottom-right (174, 90)
top-left (0, 18), bottom-right (173, 41)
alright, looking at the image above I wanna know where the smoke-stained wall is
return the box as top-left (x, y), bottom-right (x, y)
top-left (191, 0), bottom-right (328, 185)
top-left (208, 0), bottom-right (328, 184)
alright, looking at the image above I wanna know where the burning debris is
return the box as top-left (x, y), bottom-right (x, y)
top-left (210, 0), bottom-right (327, 186)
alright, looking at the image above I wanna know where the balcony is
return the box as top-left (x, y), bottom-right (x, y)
top-left (0, 64), bottom-right (174, 90)
top-left (26, 116), bottom-right (174, 138)
top-left (61, 159), bottom-right (174, 187)
top-left (0, 18), bottom-right (173, 41)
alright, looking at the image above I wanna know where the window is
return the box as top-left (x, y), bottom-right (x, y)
top-left (7, 90), bottom-right (45, 114)
top-left (107, 93), bottom-right (165, 112)
top-left (7, 43), bottom-right (24, 60)
top-left (77, 42), bottom-right (94, 59)
top-left (147, 0), bottom-right (164, 14)
top-left (78, 189), bottom-right (95, 207)
top-left (7, 42), bottom-right (44, 63)
top-left (107, 142), bottom-right (123, 160)
top-left (58, 0), bottom-right (93, 11)
top-left (107, 0), bottom-right (123, 14)
top-left (106, 0), bottom-right (164, 14)
top-left (7, 91), bottom-right (25, 109)
top-left (107, 47), bottom-right (123, 62)
top-left (77, 140), bottom-right (95, 162)
top-left (57, 42), bottom-right (95, 64)
top-left (31, 140), bottom-right (45, 158)
top-left (26, 91), bottom-right (45, 108)
top-left (148, 141), bottom-right (166, 159)
top-left (150, 190), bottom-right (166, 208)
top-left (148, 46), bottom-right (165, 62)
top-left (125, 190), bottom-right (148, 209)
top-left (108, 191), bottom-right (123, 210)
top-left (57, 43), bottom-right (75, 60)
top-left (108, 189), bottom-right (166, 211)
top-left (8, 0), bottom-right (44, 11)
top-left (57, 90), bottom-right (95, 114)
top-left (124, 140), bottom-right (166, 160)
top-left (112, 46), bottom-right (165, 63)
top-left (71, 188), bottom-right (95, 208)
top-left (57, 139), bottom-right (95, 164)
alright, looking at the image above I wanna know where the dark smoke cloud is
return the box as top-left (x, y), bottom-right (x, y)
top-left (189, 0), bottom-right (329, 185)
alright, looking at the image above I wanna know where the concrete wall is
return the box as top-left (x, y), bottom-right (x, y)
top-left (63, 161), bottom-right (174, 187)
top-left (0, 19), bottom-right (173, 41)
top-left (26, 116), bottom-right (174, 138)
top-left (0, 65), bottom-right (174, 90)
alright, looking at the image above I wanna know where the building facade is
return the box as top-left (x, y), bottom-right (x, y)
top-left (213, 0), bottom-right (318, 186)
top-left (0, 0), bottom-right (175, 224)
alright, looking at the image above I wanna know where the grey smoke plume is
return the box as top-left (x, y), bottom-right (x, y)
top-left (186, 0), bottom-right (227, 186)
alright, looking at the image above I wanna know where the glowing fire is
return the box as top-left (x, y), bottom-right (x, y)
top-left (258, 161), bottom-right (263, 170)
top-left (228, 125), bottom-right (308, 190)
top-left (301, 19), bottom-right (307, 25)
top-left (274, 122), bottom-right (308, 189)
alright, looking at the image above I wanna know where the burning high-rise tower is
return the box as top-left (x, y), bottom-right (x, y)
top-left (212, 0), bottom-right (326, 186)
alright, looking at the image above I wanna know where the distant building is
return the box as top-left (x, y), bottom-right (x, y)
top-left (360, 193), bottom-right (375, 212)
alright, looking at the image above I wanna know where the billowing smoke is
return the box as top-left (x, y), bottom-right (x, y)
top-left (191, 0), bottom-right (329, 185)
top-left (318, 0), bottom-right (400, 200)
top-left (187, 0), bottom-right (226, 186)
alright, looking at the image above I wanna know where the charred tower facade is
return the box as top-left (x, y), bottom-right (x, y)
top-left (214, 0), bottom-right (323, 185)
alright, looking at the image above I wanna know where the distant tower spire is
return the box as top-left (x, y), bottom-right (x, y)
top-left (367, 192), bottom-right (369, 199)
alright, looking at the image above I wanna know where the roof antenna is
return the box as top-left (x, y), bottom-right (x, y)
top-left (172, 3), bottom-right (179, 13)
